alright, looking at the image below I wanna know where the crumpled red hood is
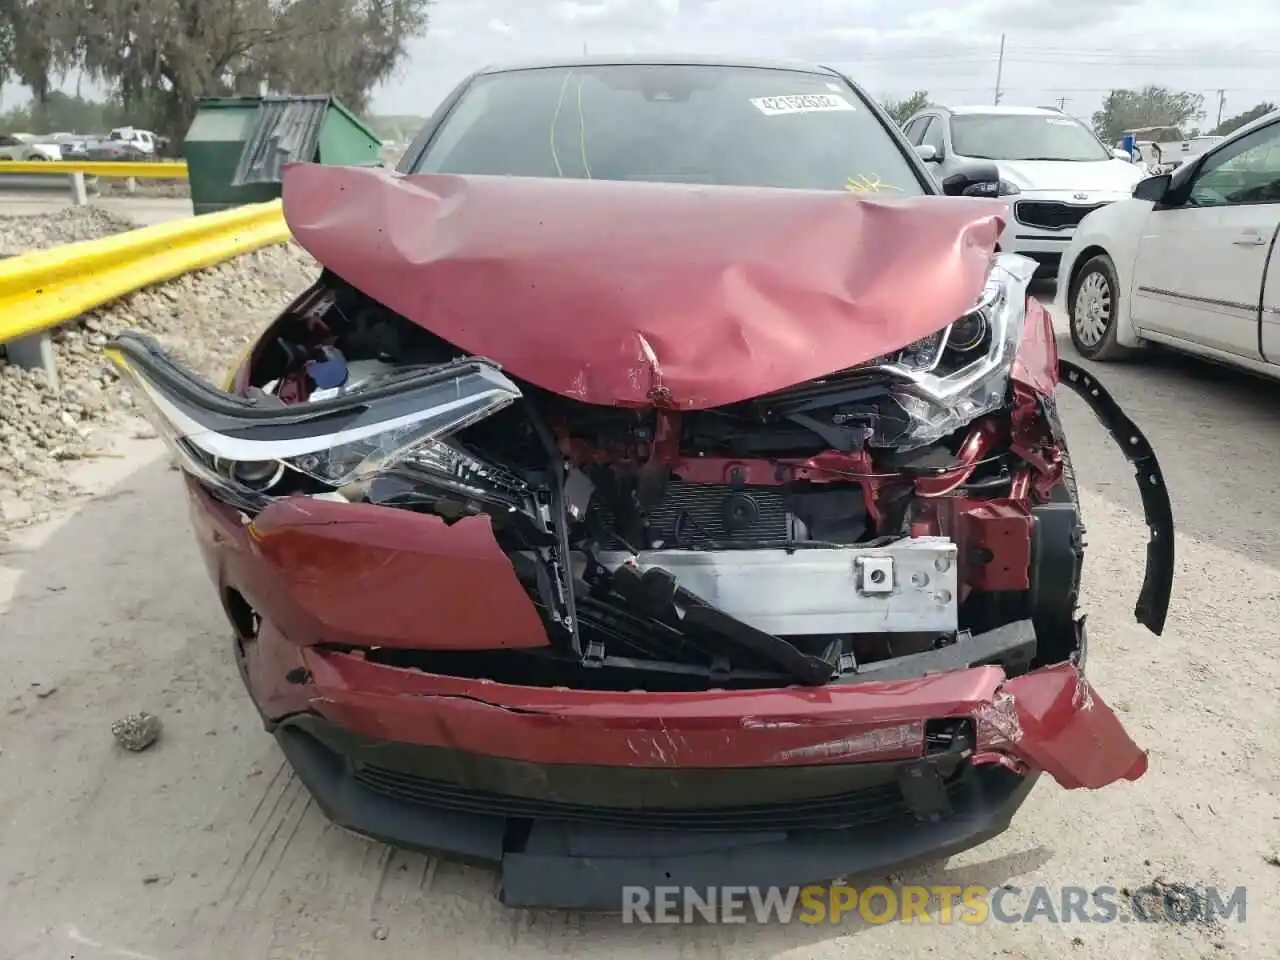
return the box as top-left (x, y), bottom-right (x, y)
top-left (281, 164), bottom-right (1006, 409)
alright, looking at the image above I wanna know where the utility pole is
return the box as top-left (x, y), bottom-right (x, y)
top-left (1216, 89), bottom-right (1227, 128)
top-left (993, 33), bottom-right (1006, 105)
top-left (1055, 96), bottom-right (1070, 112)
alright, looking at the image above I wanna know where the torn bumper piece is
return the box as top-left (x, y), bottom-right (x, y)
top-left (268, 628), bottom-right (1145, 909)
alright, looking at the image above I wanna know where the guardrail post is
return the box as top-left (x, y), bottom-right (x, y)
top-left (125, 176), bottom-right (138, 195)
top-left (69, 172), bottom-right (88, 206)
top-left (4, 332), bottom-right (59, 391)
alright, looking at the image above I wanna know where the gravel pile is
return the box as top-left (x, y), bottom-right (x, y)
top-left (0, 207), bottom-right (138, 255)
top-left (96, 180), bottom-right (192, 199)
top-left (0, 235), bottom-right (318, 528)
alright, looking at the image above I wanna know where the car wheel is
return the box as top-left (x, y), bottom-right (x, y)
top-left (1068, 254), bottom-right (1132, 361)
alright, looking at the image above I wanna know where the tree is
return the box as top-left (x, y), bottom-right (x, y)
top-left (52, 0), bottom-right (431, 142)
top-left (0, 91), bottom-right (129, 134)
top-left (883, 90), bottom-right (929, 127)
top-left (1091, 86), bottom-right (1205, 144)
top-left (0, 0), bottom-right (75, 102)
top-left (257, 0), bottom-right (431, 116)
top-left (1212, 102), bottom-right (1277, 137)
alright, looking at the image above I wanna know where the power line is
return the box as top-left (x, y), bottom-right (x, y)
top-left (1005, 43), bottom-right (1280, 54)
top-left (848, 47), bottom-right (1280, 67)
top-left (931, 85), bottom-right (1279, 94)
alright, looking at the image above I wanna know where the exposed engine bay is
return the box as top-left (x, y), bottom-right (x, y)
top-left (108, 250), bottom-right (1173, 695)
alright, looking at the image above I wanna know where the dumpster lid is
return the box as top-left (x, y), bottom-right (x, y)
top-left (232, 96), bottom-right (333, 187)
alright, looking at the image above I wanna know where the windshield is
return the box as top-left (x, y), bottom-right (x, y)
top-left (412, 64), bottom-right (924, 195)
top-left (951, 114), bottom-right (1111, 162)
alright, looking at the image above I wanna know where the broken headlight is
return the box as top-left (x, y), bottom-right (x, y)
top-left (104, 337), bottom-right (530, 514)
top-left (868, 252), bottom-right (1037, 450)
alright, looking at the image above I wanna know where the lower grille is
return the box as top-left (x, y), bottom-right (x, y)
top-left (591, 481), bottom-right (791, 548)
top-left (1014, 201), bottom-right (1106, 231)
top-left (352, 763), bottom-right (962, 832)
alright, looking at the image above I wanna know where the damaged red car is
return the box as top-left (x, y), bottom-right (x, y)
top-left (106, 57), bottom-right (1174, 909)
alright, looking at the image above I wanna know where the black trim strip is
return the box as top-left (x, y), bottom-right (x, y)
top-left (1136, 285), bottom-right (1257, 316)
top-left (1257, 223), bottom-right (1280, 361)
top-left (1058, 360), bottom-right (1174, 635)
top-left (844, 619), bottom-right (1037, 684)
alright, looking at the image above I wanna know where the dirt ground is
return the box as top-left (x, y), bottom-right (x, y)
top-left (1, 306), bottom-right (1277, 959)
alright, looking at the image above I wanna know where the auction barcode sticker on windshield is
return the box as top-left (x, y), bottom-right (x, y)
top-left (751, 94), bottom-right (856, 116)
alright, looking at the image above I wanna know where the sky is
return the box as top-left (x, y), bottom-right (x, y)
top-left (4, 0), bottom-right (1280, 130)
top-left (371, 0), bottom-right (1280, 128)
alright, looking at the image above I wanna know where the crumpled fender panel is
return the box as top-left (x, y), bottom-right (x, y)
top-left (1012, 296), bottom-right (1059, 397)
top-left (280, 163), bottom-right (1006, 409)
top-left (241, 496), bottom-right (550, 651)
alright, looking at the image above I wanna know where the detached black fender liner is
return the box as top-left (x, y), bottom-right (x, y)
top-left (1057, 359), bottom-right (1174, 635)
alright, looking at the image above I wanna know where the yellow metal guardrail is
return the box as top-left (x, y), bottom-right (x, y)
top-left (0, 160), bottom-right (189, 179)
top-left (0, 200), bottom-right (289, 356)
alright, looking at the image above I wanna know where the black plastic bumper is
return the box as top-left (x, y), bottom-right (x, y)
top-left (275, 716), bottom-right (1039, 909)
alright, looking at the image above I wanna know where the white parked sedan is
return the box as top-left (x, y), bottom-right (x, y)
top-left (1058, 109), bottom-right (1280, 376)
top-left (0, 133), bottom-right (62, 161)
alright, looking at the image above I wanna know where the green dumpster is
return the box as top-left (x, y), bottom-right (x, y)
top-left (183, 95), bottom-right (384, 214)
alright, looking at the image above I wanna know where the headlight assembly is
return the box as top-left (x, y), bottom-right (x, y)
top-left (105, 334), bottom-right (534, 515)
top-left (963, 179), bottom-right (1021, 197)
top-left (866, 253), bottom-right (1038, 450)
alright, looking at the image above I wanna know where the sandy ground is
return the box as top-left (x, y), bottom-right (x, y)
top-left (1, 304), bottom-right (1278, 959)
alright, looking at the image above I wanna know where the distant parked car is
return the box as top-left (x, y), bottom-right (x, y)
top-left (108, 126), bottom-right (158, 156)
top-left (902, 105), bottom-right (1144, 278)
top-left (1117, 130), bottom-right (1224, 171)
top-left (0, 133), bottom-right (62, 161)
top-left (58, 136), bottom-right (95, 159)
top-left (84, 137), bottom-right (149, 162)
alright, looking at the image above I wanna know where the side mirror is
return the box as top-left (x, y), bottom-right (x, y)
top-left (914, 144), bottom-right (940, 163)
top-left (1112, 148), bottom-right (1135, 162)
top-left (1133, 174), bottom-right (1172, 203)
top-left (941, 161), bottom-right (1001, 197)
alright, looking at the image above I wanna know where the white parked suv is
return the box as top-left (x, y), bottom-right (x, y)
top-left (108, 127), bottom-right (158, 156)
top-left (902, 105), bottom-right (1145, 277)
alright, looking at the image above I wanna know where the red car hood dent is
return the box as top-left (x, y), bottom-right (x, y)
top-left (281, 164), bottom-right (1006, 409)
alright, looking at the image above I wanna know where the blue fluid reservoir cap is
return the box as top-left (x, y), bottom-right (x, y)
top-left (307, 346), bottom-right (349, 389)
